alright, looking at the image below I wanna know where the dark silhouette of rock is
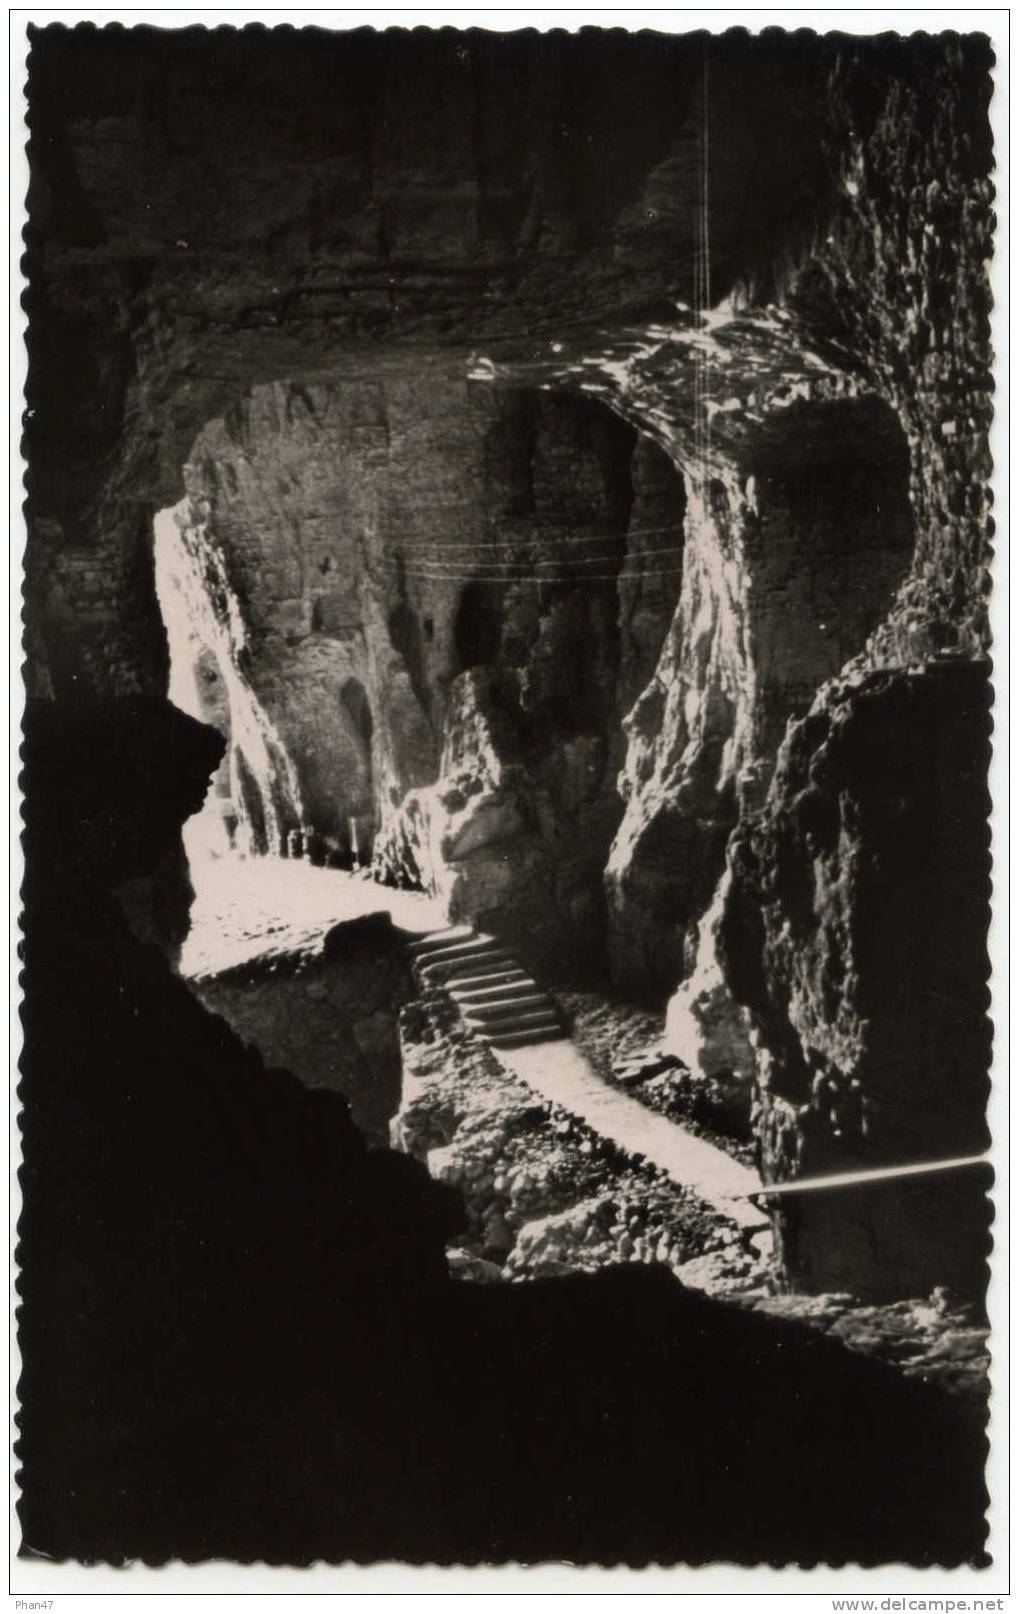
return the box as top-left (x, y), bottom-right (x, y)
top-left (17, 697), bottom-right (988, 1566)
top-left (17, 697), bottom-right (463, 1561)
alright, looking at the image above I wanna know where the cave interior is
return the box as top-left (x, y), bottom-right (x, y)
top-left (18, 21), bottom-right (996, 1568)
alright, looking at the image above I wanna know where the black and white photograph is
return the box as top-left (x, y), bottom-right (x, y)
top-left (13, 8), bottom-right (1005, 1588)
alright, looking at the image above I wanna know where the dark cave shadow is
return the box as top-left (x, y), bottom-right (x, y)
top-left (15, 697), bottom-right (989, 1569)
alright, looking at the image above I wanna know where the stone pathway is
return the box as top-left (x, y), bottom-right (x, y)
top-left (409, 926), bottom-right (767, 1230)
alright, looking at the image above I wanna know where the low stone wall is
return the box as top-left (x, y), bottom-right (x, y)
top-left (192, 912), bottom-right (414, 1148)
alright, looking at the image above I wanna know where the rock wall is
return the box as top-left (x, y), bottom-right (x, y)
top-left (450, 35), bottom-right (993, 1059)
top-left (720, 664), bottom-right (993, 1299)
top-left (708, 39), bottom-right (996, 1293)
top-left (177, 375), bottom-right (683, 973)
top-left (788, 36), bottom-right (995, 664)
top-left (605, 397), bottom-right (914, 1002)
top-left (395, 991), bottom-right (772, 1296)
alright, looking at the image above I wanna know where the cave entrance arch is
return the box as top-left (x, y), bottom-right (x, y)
top-left (151, 374), bottom-right (688, 984)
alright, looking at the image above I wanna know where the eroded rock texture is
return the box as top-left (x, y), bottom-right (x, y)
top-left (19, 692), bottom-right (991, 1566)
top-left (721, 663), bottom-right (993, 1299)
top-left (174, 378), bottom-right (682, 971)
top-left (604, 398), bottom-right (914, 1001)
top-left (24, 27), bottom-right (833, 698)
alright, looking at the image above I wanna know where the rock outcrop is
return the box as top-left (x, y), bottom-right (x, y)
top-left (396, 988), bottom-right (989, 1409)
top-left (721, 663), bottom-right (993, 1299)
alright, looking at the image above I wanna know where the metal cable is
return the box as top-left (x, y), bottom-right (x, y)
top-left (374, 563), bottom-right (685, 585)
top-left (378, 520), bottom-right (685, 552)
top-left (383, 539), bottom-right (683, 570)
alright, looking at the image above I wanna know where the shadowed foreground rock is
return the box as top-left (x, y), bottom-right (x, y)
top-left (17, 699), bottom-right (987, 1566)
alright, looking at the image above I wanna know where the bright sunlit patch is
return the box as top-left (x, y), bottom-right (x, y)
top-left (179, 853), bottom-right (446, 979)
top-left (153, 501), bottom-right (446, 977)
top-left (152, 502), bottom-right (305, 866)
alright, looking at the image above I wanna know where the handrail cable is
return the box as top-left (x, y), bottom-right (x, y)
top-left (375, 564), bottom-right (686, 585)
top-left (382, 540), bottom-right (684, 568)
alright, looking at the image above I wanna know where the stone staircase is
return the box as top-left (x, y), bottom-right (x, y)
top-left (407, 925), bottom-right (565, 1050)
top-left (406, 923), bottom-right (767, 1229)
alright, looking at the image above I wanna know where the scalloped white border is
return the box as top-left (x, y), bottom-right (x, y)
top-left (7, 6), bottom-right (1010, 1601)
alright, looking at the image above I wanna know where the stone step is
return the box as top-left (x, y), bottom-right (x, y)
top-left (414, 934), bottom-right (499, 967)
top-left (410, 927), bottom-right (562, 1048)
top-left (463, 994), bottom-right (552, 1023)
top-left (465, 1005), bottom-right (559, 1034)
top-left (418, 949), bottom-right (508, 980)
top-left (406, 925), bottom-right (476, 957)
top-left (419, 942), bottom-right (512, 973)
top-left (450, 978), bottom-right (539, 1006)
top-left (447, 965), bottom-right (530, 992)
top-left (407, 922), bottom-right (475, 946)
top-left (419, 949), bottom-right (514, 984)
top-left (485, 1024), bottom-right (567, 1049)
top-left (461, 982), bottom-right (547, 1006)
